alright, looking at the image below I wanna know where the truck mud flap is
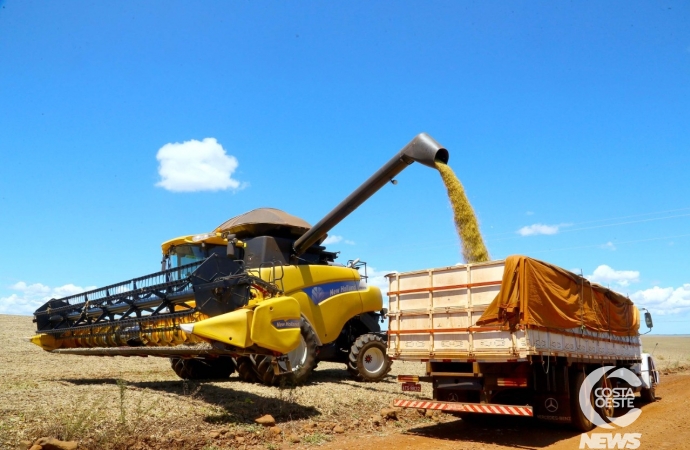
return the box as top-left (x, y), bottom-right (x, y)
top-left (393, 399), bottom-right (533, 417)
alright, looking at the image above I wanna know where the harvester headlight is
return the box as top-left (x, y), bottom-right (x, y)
top-left (192, 232), bottom-right (217, 242)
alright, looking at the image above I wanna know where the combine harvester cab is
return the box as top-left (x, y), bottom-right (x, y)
top-left (31, 133), bottom-right (449, 386)
top-left (389, 256), bottom-right (660, 431)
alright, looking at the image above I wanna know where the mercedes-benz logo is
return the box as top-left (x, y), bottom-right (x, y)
top-left (447, 393), bottom-right (459, 402)
top-left (545, 397), bottom-right (559, 413)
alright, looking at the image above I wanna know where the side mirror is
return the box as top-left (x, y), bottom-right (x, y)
top-left (644, 311), bottom-right (653, 329)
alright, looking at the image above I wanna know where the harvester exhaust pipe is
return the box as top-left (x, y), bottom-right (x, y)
top-left (293, 133), bottom-right (448, 257)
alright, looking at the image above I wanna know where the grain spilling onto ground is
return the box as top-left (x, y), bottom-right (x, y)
top-left (435, 162), bottom-right (489, 263)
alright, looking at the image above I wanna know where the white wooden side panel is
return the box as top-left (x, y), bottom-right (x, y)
top-left (472, 331), bottom-right (514, 354)
top-left (525, 329), bottom-right (642, 359)
top-left (432, 288), bottom-right (468, 309)
top-left (396, 292), bottom-right (428, 312)
top-left (431, 267), bottom-right (468, 289)
top-left (388, 261), bottom-right (507, 359)
top-left (387, 260), bottom-right (643, 361)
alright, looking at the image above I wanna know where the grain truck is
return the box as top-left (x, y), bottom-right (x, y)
top-left (31, 133), bottom-right (449, 386)
top-left (388, 256), bottom-right (659, 431)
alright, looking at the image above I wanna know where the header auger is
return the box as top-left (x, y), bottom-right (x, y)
top-left (31, 133), bottom-right (448, 385)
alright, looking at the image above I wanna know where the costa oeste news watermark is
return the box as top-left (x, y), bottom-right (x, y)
top-left (578, 366), bottom-right (643, 449)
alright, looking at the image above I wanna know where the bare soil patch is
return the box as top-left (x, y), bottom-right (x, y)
top-left (2, 315), bottom-right (688, 450)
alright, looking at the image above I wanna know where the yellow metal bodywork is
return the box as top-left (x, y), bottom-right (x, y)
top-left (250, 265), bottom-right (383, 345)
top-left (30, 333), bottom-right (62, 351)
top-left (185, 264), bottom-right (384, 352)
top-left (187, 308), bottom-right (254, 348)
top-left (250, 296), bottom-right (302, 353)
top-left (159, 236), bottom-right (384, 351)
top-left (30, 233), bottom-right (384, 355)
top-left (160, 233), bottom-right (227, 255)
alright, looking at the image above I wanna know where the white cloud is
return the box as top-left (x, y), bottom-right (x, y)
top-left (631, 284), bottom-right (690, 316)
top-left (155, 137), bottom-right (244, 192)
top-left (0, 282), bottom-right (96, 316)
top-left (323, 235), bottom-right (342, 245)
top-left (517, 223), bottom-right (564, 236)
top-left (587, 265), bottom-right (640, 287)
top-left (322, 235), bottom-right (355, 246)
top-left (601, 241), bottom-right (617, 251)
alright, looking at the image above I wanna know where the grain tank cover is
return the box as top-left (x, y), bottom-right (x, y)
top-left (476, 255), bottom-right (640, 336)
top-left (215, 208), bottom-right (321, 241)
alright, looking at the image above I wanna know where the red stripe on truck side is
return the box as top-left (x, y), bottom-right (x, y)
top-left (393, 399), bottom-right (534, 416)
top-left (387, 281), bottom-right (502, 296)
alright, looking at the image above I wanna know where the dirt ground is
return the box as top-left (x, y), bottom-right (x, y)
top-left (320, 371), bottom-right (690, 450)
top-left (1, 315), bottom-right (688, 450)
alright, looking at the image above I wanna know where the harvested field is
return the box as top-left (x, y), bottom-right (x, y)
top-left (1, 314), bottom-right (431, 449)
top-left (641, 334), bottom-right (690, 372)
top-left (2, 314), bottom-right (689, 450)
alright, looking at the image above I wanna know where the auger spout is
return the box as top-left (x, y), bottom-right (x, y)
top-left (292, 133), bottom-right (448, 257)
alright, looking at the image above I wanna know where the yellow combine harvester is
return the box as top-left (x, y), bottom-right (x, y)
top-left (31, 133), bottom-right (449, 385)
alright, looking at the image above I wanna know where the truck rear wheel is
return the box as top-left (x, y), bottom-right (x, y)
top-left (347, 333), bottom-right (392, 382)
top-left (254, 319), bottom-right (318, 386)
top-left (170, 356), bottom-right (236, 380)
top-left (570, 369), bottom-right (595, 432)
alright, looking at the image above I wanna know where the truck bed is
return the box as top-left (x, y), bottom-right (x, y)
top-left (386, 260), bottom-right (642, 364)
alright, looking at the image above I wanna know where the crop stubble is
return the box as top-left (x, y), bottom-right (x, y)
top-left (0, 314), bottom-right (429, 449)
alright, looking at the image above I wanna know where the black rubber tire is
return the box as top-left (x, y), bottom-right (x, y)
top-left (640, 385), bottom-right (656, 403)
top-left (570, 369), bottom-right (595, 432)
top-left (169, 356), bottom-right (236, 380)
top-left (236, 356), bottom-right (259, 383)
top-left (253, 319), bottom-right (318, 386)
top-left (347, 333), bottom-right (392, 382)
top-left (595, 373), bottom-right (615, 422)
top-left (256, 355), bottom-right (277, 385)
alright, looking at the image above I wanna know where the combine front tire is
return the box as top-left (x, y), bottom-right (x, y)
top-left (170, 356), bottom-right (236, 380)
top-left (236, 356), bottom-right (259, 383)
top-left (254, 319), bottom-right (318, 386)
top-left (347, 333), bottom-right (391, 382)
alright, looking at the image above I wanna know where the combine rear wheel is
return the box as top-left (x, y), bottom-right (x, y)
top-left (347, 333), bottom-right (391, 382)
top-left (170, 356), bottom-right (236, 380)
top-left (253, 319), bottom-right (318, 386)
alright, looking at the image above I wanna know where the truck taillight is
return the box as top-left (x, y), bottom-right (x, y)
top-left (497, 377), bottom-right (528, 387)
top-left (397, 375), bottom-right (419, 383)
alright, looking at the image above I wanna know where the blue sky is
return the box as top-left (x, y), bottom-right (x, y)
top-left (1, 1), bottom-right (688, 334)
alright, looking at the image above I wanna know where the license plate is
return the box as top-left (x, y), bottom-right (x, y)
top-left (401, 382), bottom-right (422, 392)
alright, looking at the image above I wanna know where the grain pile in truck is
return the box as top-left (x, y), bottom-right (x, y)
top-left (389, 255), bottom-right (659, 431)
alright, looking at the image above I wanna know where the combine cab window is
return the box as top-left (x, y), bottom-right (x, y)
top-left (166, 244), bottom-right (227, 276)
top-left (171, 245), bottom-right (206, 268)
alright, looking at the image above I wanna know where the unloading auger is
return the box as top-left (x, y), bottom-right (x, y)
top-left (31, 133), bottom-right (449, 385)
